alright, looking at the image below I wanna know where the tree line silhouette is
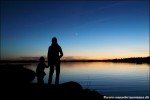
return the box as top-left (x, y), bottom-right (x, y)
top-left (0, 56), bottom-right (149, 64)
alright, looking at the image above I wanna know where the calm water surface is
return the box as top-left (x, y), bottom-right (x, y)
top-left (24, 62), bottom-right (149, 96)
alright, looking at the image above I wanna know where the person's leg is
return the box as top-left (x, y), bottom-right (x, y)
top-left (37, 76), bottom-right (40, 84)
top-left (48, 65), bottom-right (54, 84)
top-left (37, 75), bottom-right (44, 84)
top-left (55, 62), bottom-right (60, 85)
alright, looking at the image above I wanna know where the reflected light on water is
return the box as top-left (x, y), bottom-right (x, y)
top-left (24, 62), bottom-right (149, 96)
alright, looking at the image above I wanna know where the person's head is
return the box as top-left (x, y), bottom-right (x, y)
top-left (52, 37), bottom-right (57, 44)
top-left (39, 56), bottom-right (45, 63)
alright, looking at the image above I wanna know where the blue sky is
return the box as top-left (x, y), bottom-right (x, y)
top-left (1, 0), bottom-right (149, 60)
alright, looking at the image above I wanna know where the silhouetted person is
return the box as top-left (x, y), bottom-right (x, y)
top-left (36, 56), bottom-right (47, 84)
top-left (48, 37), bottom-right (63, 85)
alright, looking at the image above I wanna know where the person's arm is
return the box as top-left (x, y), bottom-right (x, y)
top-left (44, 63), bottom-right (48, 68)
top-left (36, 63), bottom-right (39, 75)
top-left (59, 46), bottom-right (63, 58)
top-left (47, 46), bottom-right (50, 66)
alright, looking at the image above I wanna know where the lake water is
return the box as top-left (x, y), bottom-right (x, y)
top-left (24, 62), bottom-right (149, 96)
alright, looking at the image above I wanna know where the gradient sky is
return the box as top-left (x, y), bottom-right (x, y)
top-left (1, 0), bottom-right (149, 60)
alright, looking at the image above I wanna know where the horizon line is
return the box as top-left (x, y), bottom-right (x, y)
top-left (1, 56), bottom-right (149, 61)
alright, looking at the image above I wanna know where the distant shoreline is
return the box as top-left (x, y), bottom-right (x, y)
top-left (0, 57), bottom-right (149, 64)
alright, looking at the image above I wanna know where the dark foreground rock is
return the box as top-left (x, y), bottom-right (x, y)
top-left (0, 64), bottom-right (104, 100)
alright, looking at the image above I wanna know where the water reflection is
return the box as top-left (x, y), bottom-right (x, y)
top-left (24, 62), bottom-right (149, 96)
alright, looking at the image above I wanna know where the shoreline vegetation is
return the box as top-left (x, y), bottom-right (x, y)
top-left (0, 56), bottom-right (149, 64)
top-left (0, 64), bottom-right (103, 99)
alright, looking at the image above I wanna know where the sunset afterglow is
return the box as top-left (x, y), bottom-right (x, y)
top-left (1, 0), bottom-right (149, 60)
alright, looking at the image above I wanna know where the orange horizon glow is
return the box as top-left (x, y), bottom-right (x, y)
top-left (1, 48), bottom-right (149, 60)
top-left (1, 54), bottom-right (149, 60)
